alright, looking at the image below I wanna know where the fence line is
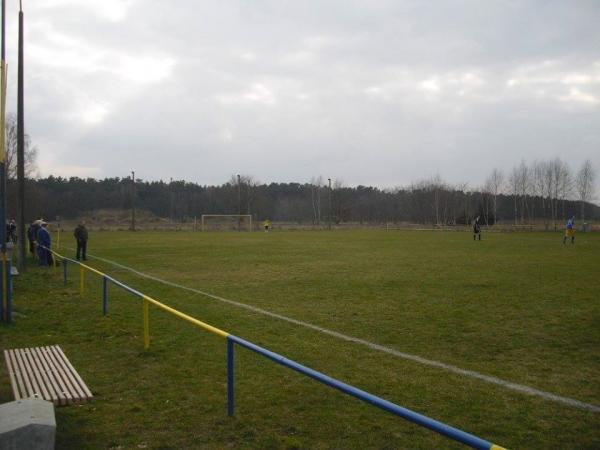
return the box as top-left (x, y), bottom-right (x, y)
top-left (44, 247), bottom-right (506, 450)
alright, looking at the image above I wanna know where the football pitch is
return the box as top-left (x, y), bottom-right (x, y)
top-left (2, 229), bottom-right (599, 449)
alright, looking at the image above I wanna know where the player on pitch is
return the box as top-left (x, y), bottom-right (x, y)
top-left (563, 216), bottom-right (575, 245)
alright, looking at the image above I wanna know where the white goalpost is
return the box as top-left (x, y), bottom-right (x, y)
top-left (200, 214), bottom-right (253, 231)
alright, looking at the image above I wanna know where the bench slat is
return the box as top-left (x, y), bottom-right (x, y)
top-left (54, 346), bottom-right (93, 399)
top-left (27, 347), bottom-right (57, 403)
top-left (3, 346), bottom-right (92, 406)
top-left (12, 349), bottom-right (34, 400)
top-left (4, 350), bottom-right (23, 401)
top-left (31, 347), bottom-right (67, 406)
top-left (22, 348), bottom-right (50, 401)
top-left (41, 346), bottom-right (77, 405)
top-left (47, 346), bottom-right (84, 403)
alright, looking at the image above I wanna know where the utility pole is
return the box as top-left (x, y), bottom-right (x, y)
top-left (328, 178), bottom-right (332, 230)
top-left (1, 0), bottom-right (8, 323)
top-left (16, 1), bottom-right (25, 270)
top-left (237, 174), bottom-right (241, 231)
top-left (131, 171), bottom-right (136, 231)
top-left (0, 0), bottom-right (7, 262)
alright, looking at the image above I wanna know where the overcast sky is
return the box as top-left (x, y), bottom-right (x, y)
top-left (4, 0), bottom-right (600, 192)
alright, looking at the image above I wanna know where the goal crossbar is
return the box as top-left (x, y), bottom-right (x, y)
top-left (200, 215), bottom-right (252, 232)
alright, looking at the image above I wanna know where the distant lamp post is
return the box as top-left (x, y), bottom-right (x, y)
top-left (328, 178), bottom-right (332, 230)
top-left (131, 171), bottom-right (136, 231)
top-left (237, 174), bottom-right (241, 231)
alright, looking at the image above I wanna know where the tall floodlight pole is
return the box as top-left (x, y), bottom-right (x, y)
top-left (16, 1), bottom-right (25, 270)
top-left (0, 0), bottom-right (7, 256)
top-left (1, 0), bottom-right (8, 322)
top-left (328, 178), bottom-right (332, 230)
top-left (131, 171), bottom-right (136, 231)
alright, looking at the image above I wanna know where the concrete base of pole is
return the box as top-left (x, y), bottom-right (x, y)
top-left (0, 398), bottom-right (56, 449)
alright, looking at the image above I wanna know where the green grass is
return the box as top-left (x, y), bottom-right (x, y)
top-left (1, 230), bottom-right (599, 449)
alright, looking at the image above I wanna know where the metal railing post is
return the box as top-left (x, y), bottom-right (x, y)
top-left (143, 298), bottom-right (150, 349)
top-left (79, 265), bottom-right (84, 297)
top-left (1, 252), bottom-right (5, 322)
top-left (227, 337), bottom-right (234, 416)
top-left (62, 259), bottom-right (67, 285)
top-left (102, 276), bottom-right (108, 316)
top-left (5, 258), bottom-right (11, 324)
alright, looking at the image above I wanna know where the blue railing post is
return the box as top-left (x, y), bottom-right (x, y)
top-left (6, 258), bottom-right (11, 324)
top-left (102, 276), bottom-right (108, 316)
top-left (227, 337), bottom-right (234, 416)
top-left (62, 259), bottom-right (68, 285)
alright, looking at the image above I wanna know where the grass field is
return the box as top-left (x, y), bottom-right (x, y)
top-left (1, 229), bottom-right (599, 449)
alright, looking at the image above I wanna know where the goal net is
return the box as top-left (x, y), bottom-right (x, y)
top-left (200, 215), bottom-right (253, 231)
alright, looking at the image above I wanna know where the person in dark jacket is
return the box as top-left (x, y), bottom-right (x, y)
top-left (27, 221), bottom-right (40, 257)
top-left (473, 216), bottom-right (482, 241)
top-left (6, 219), bottom-right (17, 243)
top-left (74, 221), bottom-right (88, 261)
top-left (37, 222), bottom-right (52, 266)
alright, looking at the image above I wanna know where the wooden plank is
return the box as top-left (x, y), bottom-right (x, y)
top-left (17, 348), bottom-right (45, 400)
top-left (7, 350), bottom-right (27, 399)
top-left (22, 348), bottom-right (51, 401)
top-left (47, 346), bottom-right (86, 402)
top-left (31, 347), bottom-right (67, 406)
top-left (54, 346), bottom-right (93, 399)
top-left (44, 346), bottom-right (83, 403)
top-left (15, 348), bottom-right (43, 400)
top-left (40, 346), bottom-right (75, 405)
top-left (12, 349), bottom-right (34, 399)
top-left (26, 347), bottom-right (56, 403)
top-left (4, 350), bottom-right (22, 400)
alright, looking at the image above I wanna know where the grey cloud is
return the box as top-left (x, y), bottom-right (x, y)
top-left (4, 0), bottom-right (599, 193)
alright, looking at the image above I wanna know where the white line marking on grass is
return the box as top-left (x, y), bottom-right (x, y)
top-left (86, 252), bottom-right (600, 413)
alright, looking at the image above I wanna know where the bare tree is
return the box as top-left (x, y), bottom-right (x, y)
top-left (310, 175), bottom-right (323, 225)
top-left (485, 168), bottom-right (504, 225)
top-left (576, 159), bottom-right (596, 225)
top-left (508, 166), bottom-right (520, 225)
top-left (5, 113), bottom-right (38, 179)
top-left (515, 160), bottom-right (531, 223)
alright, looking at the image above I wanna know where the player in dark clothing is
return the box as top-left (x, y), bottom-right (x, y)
top-left (74, 221), bottom-right (88, 261)
top-left (473, 216), bottom-right (482, 241)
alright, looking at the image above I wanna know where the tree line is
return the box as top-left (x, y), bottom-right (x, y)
top-left (4, 115), bottom-right (598, 227)
top-left (5, 161), bottom-right (597, 227)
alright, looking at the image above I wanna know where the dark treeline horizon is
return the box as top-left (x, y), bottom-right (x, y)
top-left (6, 174), bottom-right (599, 228)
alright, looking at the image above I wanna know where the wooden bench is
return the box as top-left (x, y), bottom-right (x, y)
top-left (4, 346), bottom-right (93, 406)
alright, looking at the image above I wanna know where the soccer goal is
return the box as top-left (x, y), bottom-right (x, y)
top-left (200, 215), bottom-right (253, 232)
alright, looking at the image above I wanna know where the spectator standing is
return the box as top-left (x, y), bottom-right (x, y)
top-left (74, 221), bottom-right (88, 261)
top-left (37, 221), bottom-right (52, 266)
top-left (27, 220), bottom-right (41, 258)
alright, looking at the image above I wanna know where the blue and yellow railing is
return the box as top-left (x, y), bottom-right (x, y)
top-left (45, 247), bottom-right (506, 450)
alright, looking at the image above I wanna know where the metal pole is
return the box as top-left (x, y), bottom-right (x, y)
top-left (0, 0), bottom-right (6, 259)
top-left (328, 178), bottom-right (332, 230)
top-left (131, 171), bottom-right (136, 231)
top-left (16, 2), bottom-right (25, 271)
top-left (0, 0), bottom-right (7, 323)
top-left (227, 337), bottom-right (234, 416)
top-left (79, 265), bottom-right (84, 296)
top-left (237, 174), bottom-right (241, 231)
top-left (62, 258), bottom-right (67, 285)
top-left (143, 299), bottom-right (150, 349)
top-left (102, 276), bottom-right (107, 316)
